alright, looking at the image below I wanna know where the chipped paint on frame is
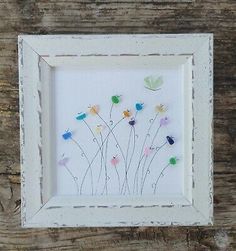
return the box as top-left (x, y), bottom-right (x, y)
top-left (19, 34), bottom-right (213, 227)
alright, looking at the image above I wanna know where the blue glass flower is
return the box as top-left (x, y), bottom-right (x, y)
top-left (135, 103), bottom-right (144, 111)
top-left (166, 136), bottom-right (174, 145)
top-left (76, 112), bottom-right (87, 121)
top-left (129, 118), bottom-right (136, 126)
top-left (62, 131), bottom-right (72, 140)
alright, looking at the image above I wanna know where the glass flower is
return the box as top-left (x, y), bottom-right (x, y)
top-left (76, 112), bottom-right (87, 121)
top-left (58, 157), bottom-right (69, 166)
top-left (144, 146), bottom-right (154, 156)
top-left (88, 105), bottom-right (99, 115)
top-left (166, 136), bottom-right (175, 145)
top-left (111, 156), bottom-right (119, 166)
top-left (169, 157), bottom-right (177, 165)
top-left (135, 103), bottom-right (144, 111)
top-left (111, 95), bottom-right (121, 104)
top-left (128, 118), bottom-right (136, 126)
top-left (155, 104), bottom-right (167, 114)
top-left (95, 124), bottom-right (105, 134)
top-left (123, 109), bottom-right (131, 118)
top-left (62, 131), bottom-right (72, 140)
top-left (160, 117), bottom-right (169, 126)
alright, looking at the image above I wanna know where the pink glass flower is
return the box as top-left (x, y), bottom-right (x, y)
top-left (144, 146), bottom-right (154, 156)
top-left (111, 156), bottom-right (119, 166)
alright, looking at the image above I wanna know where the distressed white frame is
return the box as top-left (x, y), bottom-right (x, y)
top-left (19, 34), bottom-right (213, 227)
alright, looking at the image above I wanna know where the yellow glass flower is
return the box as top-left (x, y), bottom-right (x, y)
top-left (89, 105), bottom-right (99, 115)
top-left (95, 124), bottom-right (105, 134)
top-left (155, 104), bottom-right (167, 114)
top-left (123, 110), bottom-right (131, 118)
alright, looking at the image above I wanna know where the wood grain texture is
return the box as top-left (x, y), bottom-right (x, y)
top-left (0, 0), bottom-right (235, 249)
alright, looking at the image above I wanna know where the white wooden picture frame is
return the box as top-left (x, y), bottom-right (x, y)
top-left (19, 34), bottom-right (213, 227)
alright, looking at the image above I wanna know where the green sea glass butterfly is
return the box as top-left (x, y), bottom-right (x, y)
top-left (144, 76), bottom-right (163, 91)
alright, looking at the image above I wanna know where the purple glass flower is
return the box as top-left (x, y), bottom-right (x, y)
top-left (160, 117), bottom-right (169, 126)
top-left (58, 157), bottom-right (69, 166)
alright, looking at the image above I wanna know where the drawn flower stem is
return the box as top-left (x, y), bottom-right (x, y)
top-left (121, 125), bottom-right (136, 195)
top-left (140, 124), bottom-right (162, 193)
top-left (103, 137), bottom-right (109, 195)
top-left (140, 141), bottom-right (167, 194)
top-left (114, 165), bottom-right (120, 193)
top-left (80, 118), bottom-right (124, 195)
top-left (127, 126), bottom-right (136, 173)
top-left (64, 164), bottom-right (79, 194)
top-left (133, 113), bottom-right (158, 194)
top-left (150, 124), bottom-right (162, 147)
top-left (121, 127), bottom-right (133, 195)
top-left (120, 112), bottom-right (138, 195)
top-left (83, 120), bottom-right (104, 159)
top-left (153, 164), bottom-right (170, 194)
top-left (102, 155), bottom-right (110, 195)
top-left (133, 154), bottom-right (144, 195)
top-left (102, 175), bottom-right (109, 195)
top-left (83, 120), bottom-right (106, 195)
top-left (109, 103), bottom-right (114, 121)
top-left (96, 113), bottom-right (126, 173)
top-left (83, 120), bottom-right (96, 141)
top-left (95, 132), bottom-right (104, 195)
top-left (126, 126), bottom-right (136, 192)
top-left (70, 137), bottom-right (93, 195)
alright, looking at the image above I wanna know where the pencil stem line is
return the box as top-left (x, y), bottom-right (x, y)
top-left (150, 124), bottom-right (162, 148)
top-left (64, 164), bottom-right (79, 195)
top-left (96, 113), bottom-right (126, 170)
top-left (140, 141), bottom-right (167, 194)
top-left (121, 125), bottom-right (136, 195)
top-left (104, 135), bottom-right (109, 195)
top-left (133, 154), bottom-right (144, 195)
top-left (114, 165), bottom-right (120, 194)
top-left (83, 120), bottom-right (106, 195)
top-left (102, 173), bottom-right (109, 195)
top-left (140, 124), bottom-right (162, 193)
top-left (133, 113), bottom-right (158, 194)
top-left (153, 164), bottom-right (170, 194)
top-left (128, 126), bottom-right (136, 172)
top-left (70, 137), bottom-right (93, 195)
top-left (109, 103), bottom-right (114, 121)
top-left (80, 118), bottom-right (124, 196)
top-left (96, 133), bottom-right (104, 195)
top-left (121, 126), bottom-right (133, 195)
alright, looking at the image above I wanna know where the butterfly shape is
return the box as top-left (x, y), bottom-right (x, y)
top-left (144, 76), bottom-right (163, 91)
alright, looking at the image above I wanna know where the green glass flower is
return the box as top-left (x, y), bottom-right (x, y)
top-left (111, 95), bottom-right (120, 104)
top-left (169, 157), bottom-right (177, 165)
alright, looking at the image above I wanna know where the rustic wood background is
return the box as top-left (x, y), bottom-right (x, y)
top-left (0, 0), bottom-right (235, 250)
